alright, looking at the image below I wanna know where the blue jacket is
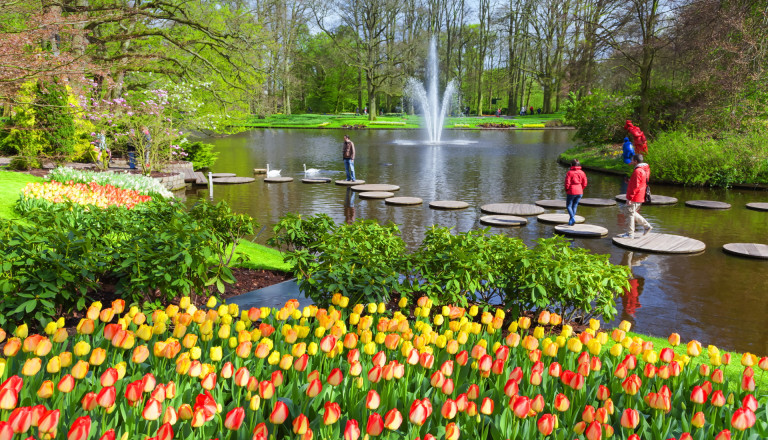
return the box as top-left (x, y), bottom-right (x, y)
top-left (622, 138), bottom-right (634, 164)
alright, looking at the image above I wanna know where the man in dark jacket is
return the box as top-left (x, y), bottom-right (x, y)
top-left (618, 154), bottom-right (652, 239)
top-left (342, 135), bottom-right (356, 181)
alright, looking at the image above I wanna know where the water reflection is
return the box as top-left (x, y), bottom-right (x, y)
top-left (619, 251), bottom-right (649, 319)
top-left (344, 188), bottom-right (356, 224)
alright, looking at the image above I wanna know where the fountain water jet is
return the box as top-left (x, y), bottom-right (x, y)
top-left (406, 38), bottom-right (457, 144)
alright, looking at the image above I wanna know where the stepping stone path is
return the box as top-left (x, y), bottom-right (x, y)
top-left (746, 202), bottom-right (768, 212)
top-left (479, 215), bottom-right (527, 227)
top-left (685, 200), bottom-right (731, 209)
top-left (359, 191), bottom-right (394, 199)
top-left (481, 203), bottom-right (544, 216)
top-left (723, 243), bottom-right (768, 260)
top-left (612, 232), bottom-right (705, 254)
top-left (212, 177), bottom-right (256, 184)
top-left (335, 180), bottom-right (366, 186)
top-left (351, 184), bottom-right (400, 192)
top-left (579, 198), bottom-right (617, 207)
top-left (302, 178), bottom-right (331, 184)
top-left (537, 213), bottom-right (585, 224)
top-left (210, 173), bottom-right (237, 178)
top-left (615, 194), bottom-right (678, 205)
top-left (264, 177), bottom-right (294, 183)
top-left (429, 200), bottom-right (469, 210)
top-left (554, 224), bottom-right (608, 238)
top-left (385, 197), bottom-right (423, 205)
top-left (535, 199), bottom-right (566, 209)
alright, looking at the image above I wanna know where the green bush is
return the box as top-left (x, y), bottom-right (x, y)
top-left (564, 90), bottom-right (636, 147)
top-left (35, 80), bottom-right (76, 159)
top-left (184, 141), bottom-right (219, 170)
top-left (268, 213), bottom-right (337, 251)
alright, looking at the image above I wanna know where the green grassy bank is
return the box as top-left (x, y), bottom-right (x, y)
top-left (560, 130), bottom-right (768, 188)
top-left (237, 112), bottom-right (567, 129)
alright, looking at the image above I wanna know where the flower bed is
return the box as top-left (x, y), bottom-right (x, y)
top-left (46, 167), bottom-right (174, 198)
top-left (0, 295), bottom-right (764, 440)
top-left (19, 181), bottom-right (152, 209)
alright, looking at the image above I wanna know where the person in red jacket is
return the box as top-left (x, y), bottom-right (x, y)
top-left (618, 154), bottom-right (652, 238)
top-left (564, 159), bottom-right (588, 226)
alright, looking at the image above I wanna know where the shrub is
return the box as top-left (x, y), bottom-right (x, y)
top-left (268, 213), bottom-right (337, 251)
top-left (35, 80), bottom-right (76, 159)
top-left (564, 90), bottom-right (636, 147)
top-left (184, 141), bottom-right (219, 170)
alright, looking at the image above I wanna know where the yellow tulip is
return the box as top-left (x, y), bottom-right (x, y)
top-left (46, 356), bottom-right (61, 373)
top-left (533, 326), bottom-right (545, 339)
top-left (206, 296), bottom-right (218, 308)
top-left (14, 323), bottom-right (29, 338)
top-left (73, 341), bottom-right (91, 357)
top-left (618, 320), bottom-right (631, 332)
top-left (267, 350), bottom-right (280, 365)
top-left (136, 325), bottom-right (153, 341)
top-left (72, 360), bottom-right (89, 379)
top-left (89, 348), bottom-right (107, 366)
top-left (22, 357), bottom-right (42, 376)
top-left (59, 352), bottom-right (73, 367)
top-left (190, 347), bottom-right (202, 360)
top-left (609, 344), bottom-right (623, 357)
top-left (44, 322), bottom-right (58, 335)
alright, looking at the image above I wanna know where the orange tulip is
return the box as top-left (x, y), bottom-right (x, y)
top-left (36, 380), bottom-right (54, 400)
top-left (58, 375), bottom-right (75, 394)
top-left (731, 408), bottom-right (756, 431)
top-left (323, 402), bottom-right (341, 425)
top-left (89, 348), bottom-right (107, 366)
top-left (441, 399), bottom-right (457, 420)
top-left (384, 408), bottom-right (402, 430)
top-left (67, 416), bottom-right (91, 440)
top-left (692, 411), bottom-right (706, 428)
top-left (38, 409), bottom-right (60, 434)
top-left (537, 414), bottom-right (556, 436)
top-left (292, 413), bottom-right (309, 435)
top-left (235, 368), bottom-right (250, 388)
top-left (408, 399), bottom-right (429, 426)
top-left (445, 422), bottom-right (460, 440)
top-left (178, 404), bottom-right (193, 420)
top-left (715, 429), bottom-right (731, 440)
top-left (132, 345), bottom-right (150, 364)
top-left (156, 423), bottom-right (173, 440)
top-left (480, 397), bottom-right (494, 415)
top-left (327, 368), bottom-right (343, 386)
top-left (97, 386), bottom-right (116, 408)
top-left (72, 360), bottom-right (89, 380)
top-left (366, 413), bottom-right (384, 437)
top-left (21, 357), bottom-right (42, 376)
top-left (224, 407), bottom-right (245, 430)
top-left (621, 374), bottom-right (642, 396)
top-left (163, 406), bottom-right (178, 425)
top-left (344, 419), bottom-right (360, 440)
top-left (554, 393), bottom-right (570, 412)
top-left (269, 401), bottom-right (289, 424)
top-left (8, 406), bottom-right (32, 434)
top-left (620, 408), bottom-right (639, 429)
top-left (271, 370), bottom-right (283, 387)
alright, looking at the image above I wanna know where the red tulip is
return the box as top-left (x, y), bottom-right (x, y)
top-left (691, 411), bottom-right (706, 428)
top-left (384, 408), bottom-right (402, 430)
top-left (690, 386), bottom-right (708, 405)
top-left (97, 386), bottom-right (116, 408)
top-left (659, 347), bottom-right (674, 363)
top-left (125, 380), bottom-right (144, 406)
top-left (441, 399), bottom-right (458, 419)
top-left (455, 350), bottom-right (468, 366)
top-left (531, 394), bottom-right (545, 413)
top-left (0, 422), bottom-right (12, 440)
top-left (372, 351), bottom-right (387, 367)
top-left (368, 365), bottom-right (382, 383)
top-left (467, 384), bottom-right (479, 400)
top-left (234, 367), bottom-right (250, 388)
top-left (620, 408), bottom-right (639, 429)
top-left (445, 422), bottom-right (460, 440)
top-left (343, 419), bottom-right (360, 440)
top-left (327, 368), bottom-right (343, 386)
top-left (319, 335), bottom-right (337, 353)
top-left (742, 394), bottom-right (758, 412)
top-left (252, 423), bottom-right (268, 439)
top-left (408, 399), bottom-right (429, 426)
top-left (193, 392), bottom-right (217, 422)
top-left (37, 409), bottom-right (59, 433)
top-left (225, 407), bottom-right (245, 430)
top-left (0, 389), bottom-right (18, 410)
top-left (292, 414), bottom-right (309, 435)
top-left (306, 379), bottom-right (322, 398)
top-left (366, 413), bottom-right (384, 436)
top-left (323, 402), bottom-right (341, 425)
top-left (269, 401), bottom-right (289, 424)
top-left (455, 393), bottom-right (468, 412)
top-left (419, 352), bottom-right (435, 369)
top-left (537, 414), bottom-right (556, 436)
top-left (99, 429), bottom-right (116, 440)
top-left (680, 433), bottom-right (693, 440)
top-left (8, 407), bottom-right (32, 434)
top-left (0, 376), bottom-right (23, 394)
top-left (259, 381), bottom-right (275, 400)
top-left (584, 421), bottom-right (602, 440)
top-left (503, 379), bottom-right (519, 397)
top-left (480, 397), bottom-right (494, 415)
top-left (554, 393), bottom-right (570, 412)
top-left (582, 405), bottom-right (596, 423)
top-left (100, 369), bottom-right (119, 387)
top-left (621, 374), bottom-right (641, 396)
top-left (731, 408), bottom-right (756, 431)
top-left (715, 429), bottom-right (731, 440)
top-left (548, 362), bottom-right (562, 378)
top-left (143, 398), bottom-right (163, 421)
top-left (67, 416), bottom-right (91, 440)
top-left (596, 385), bottom-right (610, 401)
top-left (81, 392), bottom-right (98, 411)
top-left (154, 423), bottom-right (173, 440)
top-left (711, 390), bottom-right (726, 407)
top-left (510, 395), bottom-right (531, 419)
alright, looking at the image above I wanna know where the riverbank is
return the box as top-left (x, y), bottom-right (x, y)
top-left (560, 130), bottom-right (768, 189)
top-left (237, 112), bottom-right (568, 129)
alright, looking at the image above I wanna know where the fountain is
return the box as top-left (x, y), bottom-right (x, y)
top-left (406, 38), bottom-right (457, 144)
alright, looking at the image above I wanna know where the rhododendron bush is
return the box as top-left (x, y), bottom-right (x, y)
top-left (0, 295), bottom-right (765, 440)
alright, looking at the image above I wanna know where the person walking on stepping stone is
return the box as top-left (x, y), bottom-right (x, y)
top-left (342, 134), bottom-right (356, 181)
top-left (564, 159), bottom-right (588, 226)
top-left (618, 154), bottom-right (652, 239)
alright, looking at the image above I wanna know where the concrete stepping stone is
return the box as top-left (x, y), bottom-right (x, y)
top-left (359, 191), bottom-right (394, 199)
top-left (429, 200), bottom-right (469, 210)
top-left (554, 224), bottom-right (609, 238)
top-left (537, 213), bottom-right (585, 224)
top-left (351, 184), bottom-right (400, 192)
top-left (264, 177), bottom-right (294, 183)
top-left (481, 203), bottom-right (544, 216)
top-left (612, 232), bottom-right (705, 254)
top-left (579, 198), bottom-right (617, 207)
top-left (723, 243), bottom-right (768, 260)
top-left (479, 215), bottom-right (527, 227)
top-left (211, 172), bottom-right (237, 178)
top-left (302, 178), bottom-right (331, 183)
top-left (746, 202), bottom-right (768, 212)
top-left (212, 177), bottom-right (256, 184)
top-left (685, 200), bottom-right (731, 209)
top-left (385, 197), bottom-right (423, 205)
top-left (615, 194), bottom-right (678, 205)
top-left (535, 199), bottom-right (566, 209)
top-left (335, 180), bottom-right (366, 186)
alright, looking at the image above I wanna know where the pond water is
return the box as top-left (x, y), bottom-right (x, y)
top-left (186, 128), bottom-right (768, 354)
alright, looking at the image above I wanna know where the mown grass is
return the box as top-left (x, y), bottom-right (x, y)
top-left (558, 144), bottom-right (633, 176)
top-left (0, 171), bottom-right (43, 222)
top-left (238, 112), bottom-right (567, 130)
top-left (232, 240), bottom-right (291, 272)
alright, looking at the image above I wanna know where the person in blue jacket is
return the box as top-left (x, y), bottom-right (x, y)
top-left (622, 137), bottom-right (635, 164)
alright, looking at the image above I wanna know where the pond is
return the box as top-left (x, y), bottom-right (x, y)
top-left (186, 128), bottom-right (768, 354)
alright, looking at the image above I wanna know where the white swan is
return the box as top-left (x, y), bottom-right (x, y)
top-left (303, 163), bottom-right (320, 175)
top-left (266, 164), bottom-right (281, 177)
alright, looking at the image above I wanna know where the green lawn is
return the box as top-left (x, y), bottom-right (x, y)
top-left (237, 112), bottom-right (567, 130)
top-left (559, 144), bottom-right (632, 175)
top-left (0, 171), bottom-right (42, 221)
top-left (231, 240), bottom-right (291, 272)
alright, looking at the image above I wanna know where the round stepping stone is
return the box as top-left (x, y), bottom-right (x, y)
top-left (212, 177), bottom-right (256, 184)
top-left (746, 202), bottom-right (768, 212)
top-left (615, 194), bottom-right (678, 205)
top-left (537, 213), bottom-right (585, 224)
top-left (554, 224), bottom-right (609, 238)
top-left (535, 199), bottom-right (566, 209)
top-left (579, 198), bottom-right (617, 207)
top-left (385, 197), bottom-right (423, 206)
top-left (479, 215), bottom-right (527, 227)
top-left (302, 178), bottom-right (331, 184)
top-left (481, 203), bottom-right (544, 216)
top-left (723, 243), bottom-right (768, 260)
top-left (335, 180), bottom-right (366, 186)
top-left (210, 172), bottom-right (237, 178)
top-left (685, 200), bottom-right (731, 209)
top-left (264, 177), bottom-right (294, 183)
top-left (429, 200), bottom-right (469, 210)
top-left (612, 233), bottom-right (705, 254)
top-left (359, 191), bottom-right (394, 199)
top-left (351, 184), bottom-right (400, 192)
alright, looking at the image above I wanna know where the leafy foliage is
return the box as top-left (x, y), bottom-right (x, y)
top-left (184, 141), bottom-right (219, 170)
top-left (268, 213), bottom-right (337, 251)
top-left (35, 80), bottom-right (76, 159)
top-left (564, 90), bottom-right (636, 147)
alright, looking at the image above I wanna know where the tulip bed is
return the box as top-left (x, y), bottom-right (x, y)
top-left (0, 295), bottom-right (766, 440)
top-left (19, 181), bottom-right (152, 210)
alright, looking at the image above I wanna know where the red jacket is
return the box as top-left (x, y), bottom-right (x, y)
top-left (564, 166), bottom-right (588, 195)
top-left (626, 163), bottom-right (650, 202)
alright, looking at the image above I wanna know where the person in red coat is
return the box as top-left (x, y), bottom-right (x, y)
top-left (618, 154), bottom-right (652, 238)
top-left (564, 159), bottom-right (588, 226)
